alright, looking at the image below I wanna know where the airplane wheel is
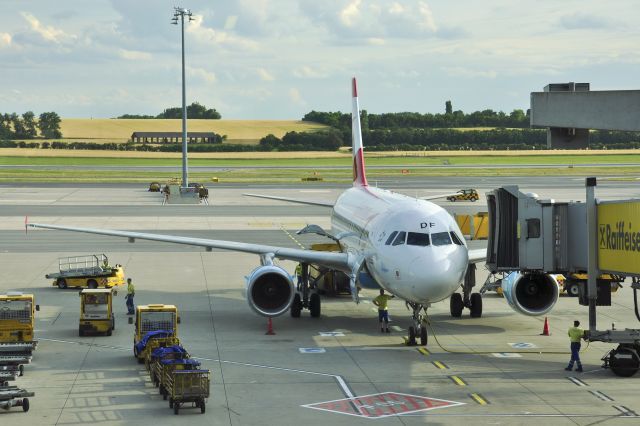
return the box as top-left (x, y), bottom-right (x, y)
top-left (610, 346), bottom-right (640, 377)
top-left (200, 399), bottom-right (206, 413)
top-left (450, 293), bottom-right (463, 318)
top-left (87, 279), bottom-right (98, 289)
top-left (291, 294), bottom-right (302, 318)
top-left (420, 326), bottom-right (428, 346)
top-left (309, 293), bottom-right (321, 318)
top-left (22, 398), bottom-right (29, 412)
top-left (408, 326), bottom-right (417, 346)
top-left (57, 279), bottom-right (67, 289)
top-left (566, 281), bottom-right (580, 297)
top-left (470, 293), bottom-right (483, 318)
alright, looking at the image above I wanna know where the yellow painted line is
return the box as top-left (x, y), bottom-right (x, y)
top-left (432, 361), bottom-right (448, 370)
top-left (417, 347), bottom-right (430, 356)
top-left (280, 226), bottom-right (306, 249)
top-left (449, 375), bottom-right (466, 386)
top-left (469, 393), bottom-right (488, 405)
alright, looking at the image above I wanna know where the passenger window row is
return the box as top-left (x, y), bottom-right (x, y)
top-left (384, 231), bottom-right (464, 247)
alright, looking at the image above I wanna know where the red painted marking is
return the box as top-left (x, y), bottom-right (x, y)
top-left (352, 77), bottom-right (358, 97)
top-left (304, 392), bottom-right (462, 419)
top-left (353, 148), bottom-right (368, 186)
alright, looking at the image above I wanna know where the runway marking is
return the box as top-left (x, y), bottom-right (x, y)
top-left (492, 352), bottom-right (522, 358)
top-left (567, 376), bottom-right (588, 387)
top-left (299, 347), bottom-right (326, 354)
top-left (469, 393), bottom-right (489, 405)
top-left (449, 375), bottom-right (466, 386)
top-left (303, 392), bottom-right (465, 419)
top-left (319, 332), bottom-right (345, 337)
top-left (508, 342), bottom-right (537, 349)
top-left (417, 347), bottom-right (430, 356)
top-left (280, 225), bottom-right (305, 249)
top-left (400, 412), bottom-right (640, 419)
top-left (432, 361), bottom-right (449, 370)
top-left (614, 405), bottom-right (638, 417)
top-left (590, 390), bottom-right (614, 402)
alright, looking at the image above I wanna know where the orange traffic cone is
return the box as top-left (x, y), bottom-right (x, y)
top-left (265, 317), bottom-right (276, 335)
top-left (540, 317), bottom-right (550, 336)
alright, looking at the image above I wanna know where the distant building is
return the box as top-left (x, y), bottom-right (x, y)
top-left (130, 131), bottom-right (219, 144)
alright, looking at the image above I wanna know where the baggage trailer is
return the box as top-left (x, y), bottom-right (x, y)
top-left (148, 345), bottom-right (189, 387)
top-left (164, 366), bottom-right (210, 415)
top-left (0, 386), bottom-right (34, 412)
top-left (46, 254), bottom-right (125, 289)
top-left (79, 288), bottom-right (117, 336)
top-left (0, 293), bottom-right (39, 377)
top-left (130, 304), bottom-right (180, 363)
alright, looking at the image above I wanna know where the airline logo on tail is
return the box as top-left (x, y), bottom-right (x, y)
top-left (352, 78), bottom-right (368, 187)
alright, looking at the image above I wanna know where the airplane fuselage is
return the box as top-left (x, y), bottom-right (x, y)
top-left (331, 186), bottom-right (468, 305)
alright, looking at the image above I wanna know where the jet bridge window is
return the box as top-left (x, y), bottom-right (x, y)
top-left (407, 232), bottom-right (430, 246)
top-left (526, 218), bottom-right (541, 239)
top-left (385, 231), bottom-right (398, 245)
top-left (431, 232), bottom-right (452, 246)
top-left (392, 231), bottom-right (406, 246)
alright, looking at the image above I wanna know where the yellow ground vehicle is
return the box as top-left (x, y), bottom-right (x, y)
top-left (447, 189), bottom-right (479, 202)
top-left (0, 292), bottom-right (39, 380)
top-left (149, 181), bottom-right (161, 192)
top-left (560, 273), bottom-right (624, 297)
top-left (79, 289), bottom-right (116, 336)
top-left (131, 304), bottom-right (180, 363)
top-left (46, 254), bottom-right (125, 289)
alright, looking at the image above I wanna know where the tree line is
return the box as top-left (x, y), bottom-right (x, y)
top-left (118, 102), bottom-right (221, 119)
top-left (0, 111), bottom-right (62, 139)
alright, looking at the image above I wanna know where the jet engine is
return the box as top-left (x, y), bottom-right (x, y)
top-left (245, 265), bottom-right (295, 317)
top-left (501, 272), bottom-right (559, 316)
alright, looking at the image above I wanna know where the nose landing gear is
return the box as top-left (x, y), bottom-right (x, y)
top-left (406, 302), bottom-right (429, 346)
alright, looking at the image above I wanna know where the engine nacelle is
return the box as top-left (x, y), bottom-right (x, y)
top-left (502, 272), bottom-right (559, 316)
top-left (244, 265), bottom-right (295, 317)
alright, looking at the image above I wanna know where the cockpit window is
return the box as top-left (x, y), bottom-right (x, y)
top-left (431, 232), bottom-right (452, 246)
top-left (450, 231), bottom-right (464, 245)
top-left (392, 231), bottom-right (406, 246)
top-left (407, 232), bottom-right (430, 246)
top-left (385, 231), bottom-right (398, 245)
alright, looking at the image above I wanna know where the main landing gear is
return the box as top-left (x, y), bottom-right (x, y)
top-left (406, 302), bottom-right (429, 346)
top-left (450, 263), bottom-right (483, 318)
top-left (290, 263), bottom-right (321, 318)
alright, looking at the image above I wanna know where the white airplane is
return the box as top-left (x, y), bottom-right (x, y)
top-left (27, 78), bottom-right (556, 346)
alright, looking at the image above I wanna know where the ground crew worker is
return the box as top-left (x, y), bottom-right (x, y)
top-left (372, 289), bottom-right (395, 333)
top-left (295, 263), bottom-right (303, 287)
top-left (565, 320), bottom-right (584, 372)
top-left (125, 278), bottom-right (135, 315)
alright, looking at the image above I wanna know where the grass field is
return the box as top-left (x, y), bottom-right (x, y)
top-left (59, 118), bottom-right (328, 144)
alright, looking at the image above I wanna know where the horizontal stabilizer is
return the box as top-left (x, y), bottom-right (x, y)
top-left (243, 193), bottom-right (334, 207)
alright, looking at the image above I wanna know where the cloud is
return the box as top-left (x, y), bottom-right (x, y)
top-left (257, 67), bottom-right (275, 81)
top-left (443, 66), bottom-right (498, 79)
top-left (187, 14), bottom-right (257, 50)
top-left (20, 12), bottom-right (75, 44)
top-left (559, 12), bottom-right (616, 30)
top-left (292, 66), bottom-right (330, 79)
top-left (118, 49), bottom-right (152, 61)
top-left (0, 33), bottom-right (11, 48)
top-left (188, 66), bottom-right (216, 84)
top-left (288, 87), bottom-right (306, 105)
top-left (224, 15), bottom-right (238, 30)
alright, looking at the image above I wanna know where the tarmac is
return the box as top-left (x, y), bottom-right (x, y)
top-left (2, 178), bottom-right (640, 425)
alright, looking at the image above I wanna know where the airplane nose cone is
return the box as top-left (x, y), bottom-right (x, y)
top-left (410, 248), bottom-right (467, 302)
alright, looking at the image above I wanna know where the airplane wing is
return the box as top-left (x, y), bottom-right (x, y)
top-left (26, 223), bottom-right (352, 272)
top-left (468, 248), bottom-right (486, 264)
top-left (243, 193), bottom-right (334, 207)
top-left (420, 192), bottom-right (461, 201)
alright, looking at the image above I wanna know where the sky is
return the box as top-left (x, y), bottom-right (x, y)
top-left (0, 0), bottom-right (638, 119)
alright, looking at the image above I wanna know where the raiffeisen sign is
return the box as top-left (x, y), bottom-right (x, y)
top-left (598, 200), bottom-right (640, 276)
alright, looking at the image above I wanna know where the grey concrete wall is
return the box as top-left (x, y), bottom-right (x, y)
top-left (530, 90), bottom-right (640, 131)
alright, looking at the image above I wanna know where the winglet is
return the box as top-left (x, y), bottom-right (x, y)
top-left (351, 77), bottom-right (368, 187)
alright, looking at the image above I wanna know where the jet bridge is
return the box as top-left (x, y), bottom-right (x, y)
top-left (486, 181), bottom-right (640, 377)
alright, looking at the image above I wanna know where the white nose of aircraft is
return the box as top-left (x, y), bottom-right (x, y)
top-left (409, 247), bottom-right (467, 303)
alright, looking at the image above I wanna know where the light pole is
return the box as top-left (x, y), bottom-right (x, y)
top-left (171, 7), bottom-right (194, 188)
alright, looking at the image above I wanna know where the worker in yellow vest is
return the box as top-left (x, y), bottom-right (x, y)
top-left (565, 320), bottom-right (584, 372)
top-left (126, 278), bottom-right (135, 315)
top-left (372, 289), bottom-right (395, 333)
